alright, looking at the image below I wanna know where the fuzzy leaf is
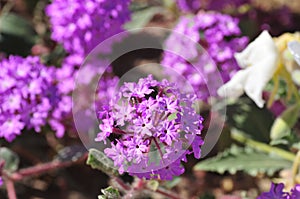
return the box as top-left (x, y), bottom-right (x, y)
top-left (87, 148), bottom-right (119, 176)
top-left (0, 147), bottom-right (19, 172)
top-left (193, 145), bottom-right (292, 176)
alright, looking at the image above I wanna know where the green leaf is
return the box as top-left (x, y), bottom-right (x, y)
top-left (124, 7), bottom-right (164, 29)
top-left (0, 147), bottom-right (19, 172)
top-left (86, 148), bottom-right (119, 176)
top-left (146, 180), bottom-right (159, 191)
top-left (0, 13), bottom-right (37, 56)
top-left (98, 186), bottom-right (120, 199)
top-left (226, 96), bottom-right (274, 142)
top-left (270, 103), bottom-right (300, 141)
top-left (167, 112), bottom-right (178, 121)
top-left (193, 145), bottom-right (292, 176)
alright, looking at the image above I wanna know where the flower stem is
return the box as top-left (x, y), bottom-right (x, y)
top-left (3, 153), bottom-right (87, 182)
top-left (231, 130), bottom-right (295, 161)
top-left (153, 137), bottom-right (164, 161)
top-left (4, 179), bottom-right (17, 199)
top-left (292, 150), bottom-right (300, 185)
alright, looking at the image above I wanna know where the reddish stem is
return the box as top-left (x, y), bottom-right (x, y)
top-left (153, 137), bottom-right (164, 162)
top-left (5, 179), bottom-right (17, 199)
top-left (4, 153), bottom-right (87, 182)
top-left (112, 128), bottom-right (130, 135)
top-left (154, 187), bottom-right (182, 199)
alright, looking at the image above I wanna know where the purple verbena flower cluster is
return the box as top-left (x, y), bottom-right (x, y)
top-left (161, 11), bottom-right (248, 100)
top-left (95, 75), bottom-right (204, 180)
top-left (0, 56), bottom-right (71, 142)
top-left (258, 183), bottom-right (300, 199)
top-left (46, 0), bottom-right (131, 56)
top-left (176, 0), bottom-right (201, 12)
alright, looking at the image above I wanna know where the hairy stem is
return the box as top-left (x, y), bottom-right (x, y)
top-left (231, 129), bottom-right (295, 161)
top-left (3, 153), bottom-right (87, 182)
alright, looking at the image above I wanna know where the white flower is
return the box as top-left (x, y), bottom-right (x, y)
top-left (217, 30), bottom-right (279, 108)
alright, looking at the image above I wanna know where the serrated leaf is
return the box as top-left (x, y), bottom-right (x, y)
top-left (226, 97), bottom-right (274, 142)
top-left (87, 148), bottom-right (119, 176)
top-left (270, 104), bottom-right (300, 140)
top-left (193, 145), bottom-right (292, 176)
top-left (0, 147), bottom-right (19, 172)
top-left (124, 7), bottom-right (164, 29)
top-left (98, 186), bottom-right (120, 199)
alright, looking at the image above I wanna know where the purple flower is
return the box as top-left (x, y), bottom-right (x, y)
top-left (104, 142), bottom-right (127, 174)
top-left (123, 136), bottom-right (149, 163)
top-left (96, 118), bottom-right (114, 144)
top-left (257, 183), bottom-right (290, 199)
top-left (46, 0), bottom-right (131, 56)
top-left (0, 56), bottom-right (71, 142)
top-left (157, 121), bottom-right (179, 146)
top-left (291, 185), bottom-right (300, 198)
top-left (161, 11), bottom-right (248, 101)
top-left (176, 0), bottom-right (201, 12)
top-left (95, 75), bottom-right (204, 180)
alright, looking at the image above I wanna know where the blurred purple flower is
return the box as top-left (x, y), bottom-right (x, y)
top-left (291, 184), bottom-right (300, 199)
top-left (161, 11), bottom-right (248, 101)
top-left (46, 0), bottom-right (131, 56)
top-left (176, 0), bottom-right (201, 12)
top-left (96, 75), bottom-right (204, 180)
top-left (0, 56), bottom-right (71, 141)
top-left (257, 183), bottom-right (290, 199)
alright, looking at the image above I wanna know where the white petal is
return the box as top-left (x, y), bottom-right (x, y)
top-left (217, 68), bottom-right (251, 98)
top-left (234, 30), bottom-right (277, 68)
top-left (218, 31), bottom-right (279, 108)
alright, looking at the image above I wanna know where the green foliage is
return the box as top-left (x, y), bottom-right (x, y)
top-left (193, 145), bottom-right (292, 176)
top-left (270, 103), bottom-right (300, 141)
top-left (226, 97), bottom-right (274, 142)
top-left (124, 6), bottom-right (164, 29)
top-left (0, 13), bottom-right (37, 56)
top-left (146, 180), bottom-right (159, 191)
top-left (98, 186), bottom-right (120, 199)
top-left (0, 147), bottom-right (19, 172)
top-left (86, 148), bottom-right (119, 176)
